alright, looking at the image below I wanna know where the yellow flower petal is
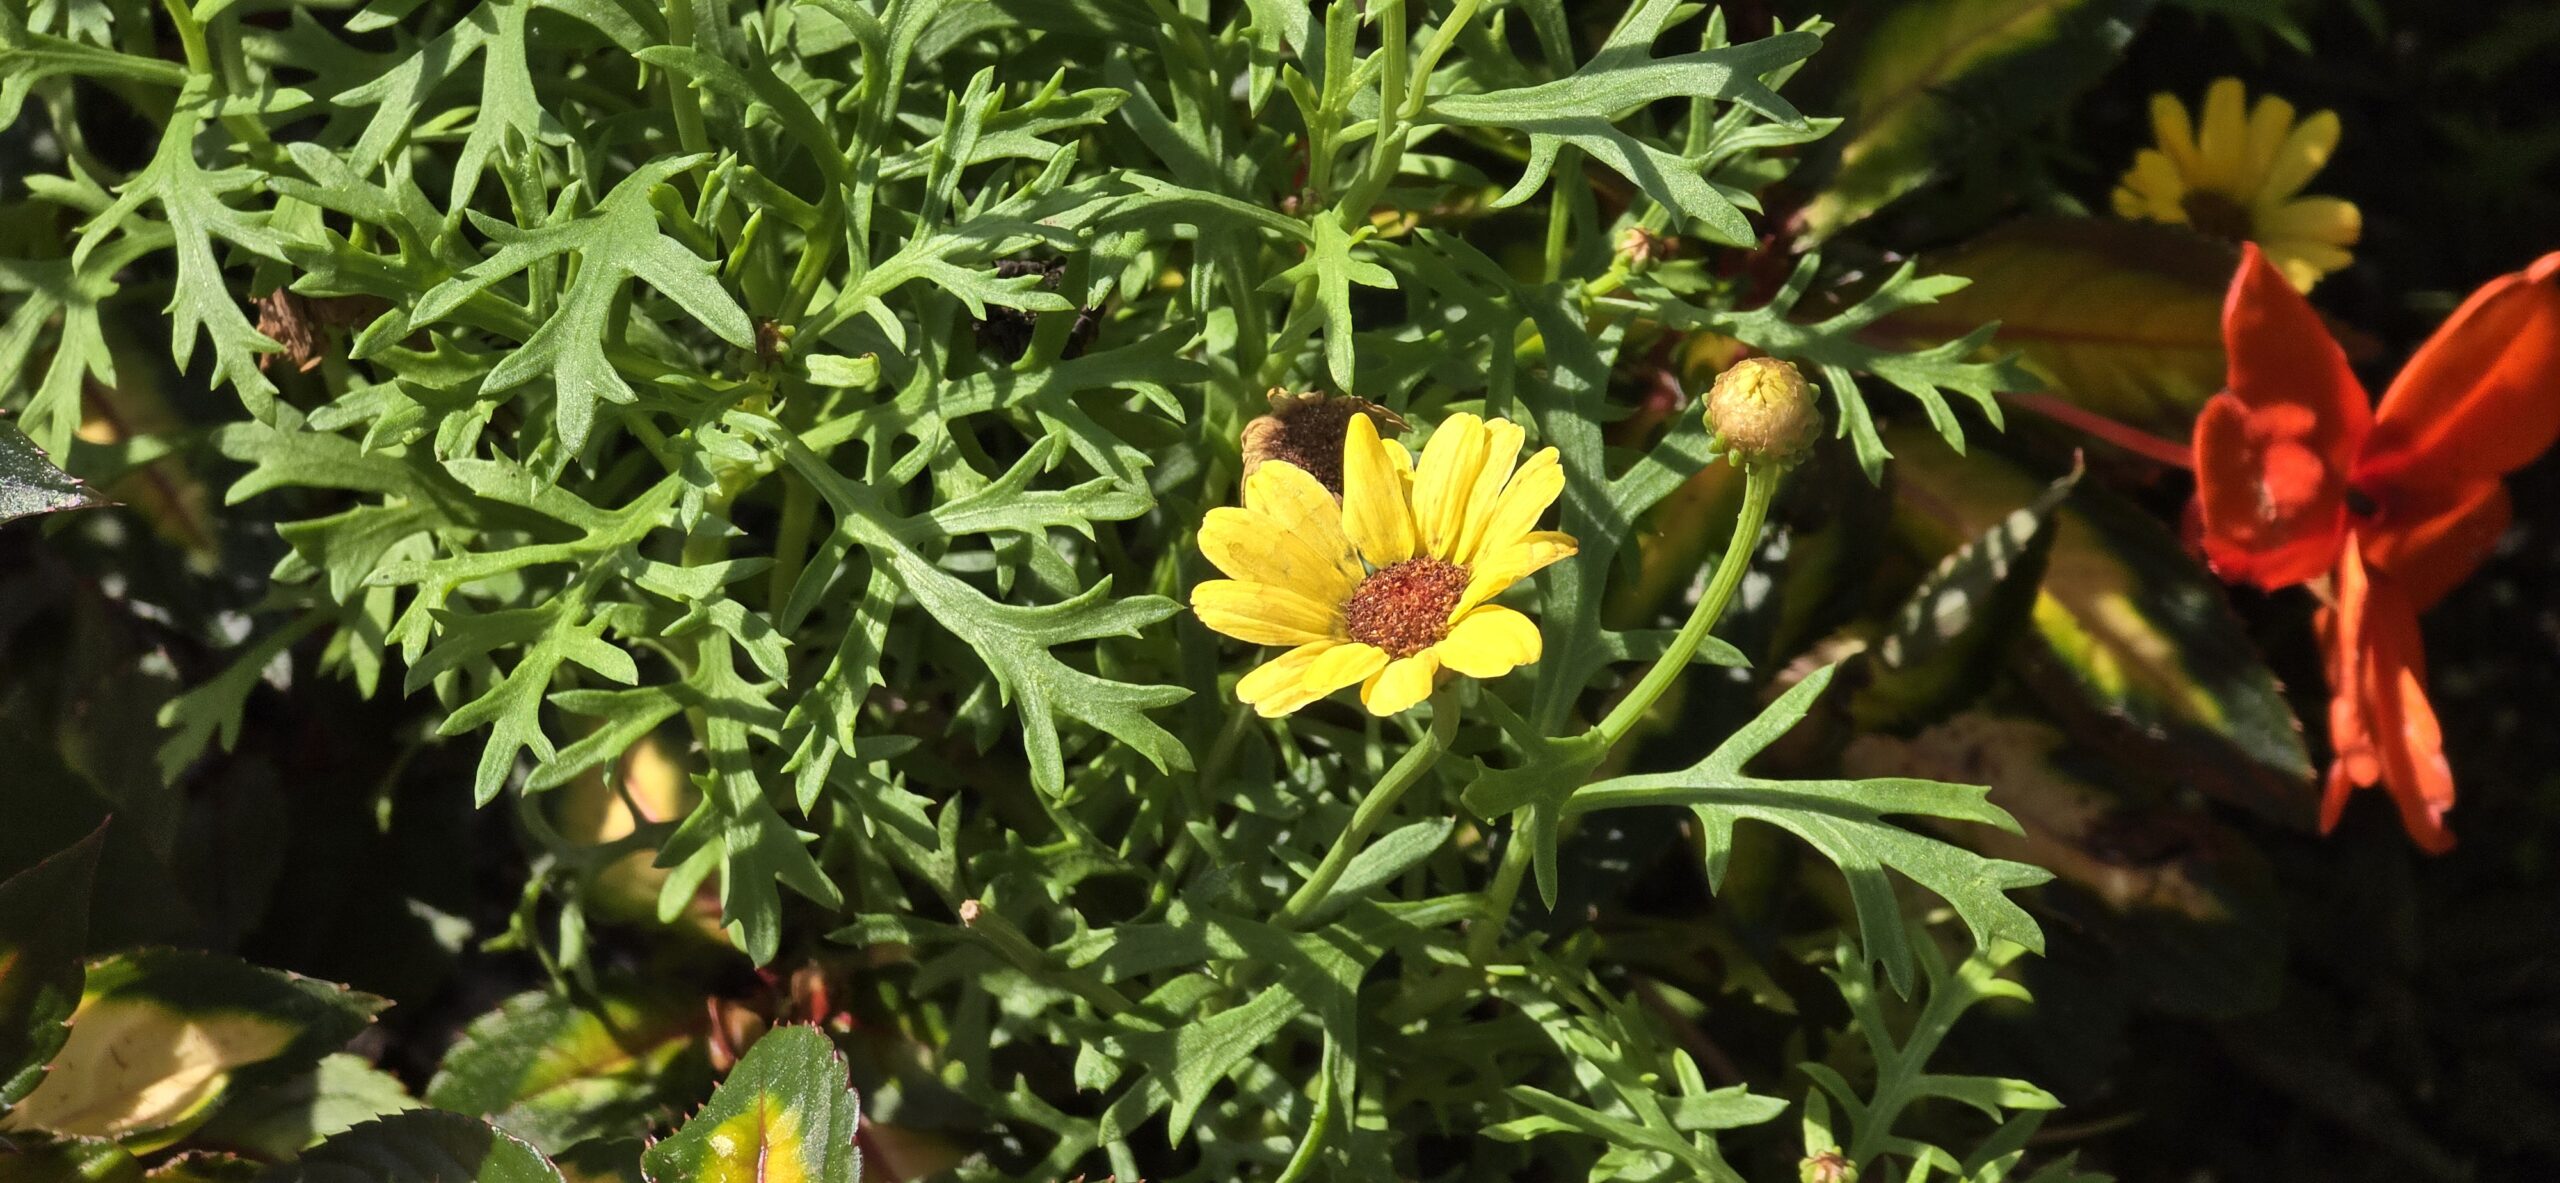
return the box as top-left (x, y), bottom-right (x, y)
top-left (1383, 438), bottom-right (1415, 481)
top-left (1360, 651), bottom-right (1440, 716)
top-left (1433, 605), bottom-right (1542, 679)
top-left (1202, 469), bottom-right (1362, 601)
top-left (1192, 579), bottom-right (1343, 646)
top-left (2262, 195), bottom-right (2361, 245)
top-left (2258, 109), bottom-right (2340, 208)
top-left (2149, 92), bottom-right (2198, 177)
top-left (2264, 240), bottom-right (2354, 293)
top-left (1340, 412), bottom-right (1415, 568)
top-left (1457, 531), bottom-right (1577, 615)
top-left (1447, 417), bottom-right (1526, 563)
top-left (1236, 641), bottom-right (1387, 717)
top-left (2194, 78), bottom-right (2249, 193)
top-left (1468, 447), bottom-right (1565, 562)
top-left (2113, 150), bottom-right (2188, 222)
top-left (1411, 413), bottom-right (1489, 560)
top-left (2238, 93), bottom-right (2297, 200)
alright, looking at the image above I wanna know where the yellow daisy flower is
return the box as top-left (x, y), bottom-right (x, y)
top-left (2112, 78), bottom-right (2361, 292)
top-left (1193, 413), bottom-right (1577, 718)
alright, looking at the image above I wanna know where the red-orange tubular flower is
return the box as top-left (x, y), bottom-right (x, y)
top-left (2192, 243), bottom-right (2560, 852)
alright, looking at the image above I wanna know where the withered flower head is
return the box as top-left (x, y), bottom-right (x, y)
top-left (974, 258), bottom-right (1100, 364)
top-left (1240, 389), bottom-right (1410, 498)
top-left (254, 290), bottom-right (388, 373)
top-left (1615, 225), bottom-right (1679, 269)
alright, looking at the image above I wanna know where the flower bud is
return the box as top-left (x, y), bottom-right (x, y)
top-left (1241, 389), bottom-right (1410, 497)
top-left (1705, 356), bottom-right (1820, 470)
top-left (1800, 1150), bottom-right (1857, 1183)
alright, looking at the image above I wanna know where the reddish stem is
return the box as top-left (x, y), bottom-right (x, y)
top-left (2000, 391), bottom-right (2195, 470)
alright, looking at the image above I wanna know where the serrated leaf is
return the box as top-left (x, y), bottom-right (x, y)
top-left (409, 157), bottom-right (752, 455)
top-left (0, 411), bottom-right (102, 526)
top-left (425, 989), bottom-right (707, 1155)
top-left (262, 1110), bottom-right (568, 1183)
top-left (1843, 713), bottom-right (2284, 1018)
top-left (72, 79), bottom-right (287, 406)
top-left (1424, 20), bottom-right (1821, 244)
top-left (192, 1054), bottom-right (418, 1159)
top-left (1269, 217), bottom-right (1394, 390)
top-left (1566, 665), bottom-right (2050, 993)
top-left (1617, 256), bottom-right (2033, 480)
top-left (753, 418), bottom-right (1190, 800)
top-left (640, 1026), bottom-right (858, 1183)
top-left (0, 950), bottom-right (385, 1143)
top-left (0, 825), bottom-right (104, 1110)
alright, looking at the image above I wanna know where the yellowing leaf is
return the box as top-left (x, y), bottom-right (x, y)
top-left (0, 997), bottom-right (293, 1139)
top-left (1879, 217), bottom-right (2233, 434)
top-left (0, 950), bottom-right (382, 1146)
top-left (640, 1026), bottom-right (857, 1183)
top-left (1887, 428), bottom-right (2314, 822)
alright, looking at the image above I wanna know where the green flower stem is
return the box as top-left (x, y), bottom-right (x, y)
top-left (663, 0), bottom-right (712, 160)
top-left (1277, 693), bottom-right (1458, 927)
top-left (1592, 465), bottom-right (1779, 748)
top-left (1466, 820), bottom-right (1534, 964)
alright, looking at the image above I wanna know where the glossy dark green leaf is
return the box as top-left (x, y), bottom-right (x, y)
top-left (260, 1110), bottom-right (567, 1183)
top-left (0, 826), bottom-right (104, 1110)
top-left (424, 990), bottom-right (708, 1156)
top-left (0, 413), bottom-right (101, 527)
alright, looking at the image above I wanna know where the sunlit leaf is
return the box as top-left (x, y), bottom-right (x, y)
top-left (640, 1026), bottom-right (858, 1183)
top-left (1878, 217), bottom-right (2233, 434)
top-left (1888, 428), bottom-right (2316, 822)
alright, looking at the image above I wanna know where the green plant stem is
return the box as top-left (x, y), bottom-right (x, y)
top-left (1466, 823), bottom-right (1534, 964)
top-left (663, 0), bottom-right (712, 160)
top-left (766, 473), bottom-right (817, 618)
top-left (1592, 466), bottom-right (1778, 747)
top-left (1277, 694), bottom-right (1456, 926)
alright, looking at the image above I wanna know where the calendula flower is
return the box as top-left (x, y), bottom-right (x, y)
top-left (2113, 78), bottom-right (2359, 292)
top-left (1193, 413), bottom-right (1577, 717)
top-left (2191, 243), bottom-right (2560, 851)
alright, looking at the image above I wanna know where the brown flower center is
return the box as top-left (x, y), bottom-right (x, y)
top-left (2180, 190), bottom-right (2252, 242)
top-left (1343, 558), bottom-right (1468, 658)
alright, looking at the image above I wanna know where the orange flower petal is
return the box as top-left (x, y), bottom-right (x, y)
top-left (2192, 393), bottom-right (2351, 589)
top-left (2356, 479), bottom-right (2510, 612)
top-left (2190, 244), bottom-right (2372, 588)
top-left (2364, 251), bottom-right (2560, 490)
top-left (2322, 538), bottom-right (2456, 853)
top-left (2221, 243), bottom-right (2373, 438)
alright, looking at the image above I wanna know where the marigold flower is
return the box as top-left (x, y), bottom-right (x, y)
top-left (2190, 243), bottom-right (2560, 851)
top-left (2113, 78), bottom-right (2359, 293)
top-left (1193, 413), bottom-right (1577, 717)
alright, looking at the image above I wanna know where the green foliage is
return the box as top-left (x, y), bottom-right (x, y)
top-left (640, 1025), bottom-right (860, 1183)
top-left (1802, 935), bottom-right (2099, 1183)
top-left (266, 1110), bottom-right (570, 1183)
top-left (0, 0), bottom-right (2187, 1177)
top-left (424, 988), bottom-right (709, 1155)
top-left (0, 411), bottom-right (98, 525)
top-left (0, 824), bottom-right (102, 1109)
